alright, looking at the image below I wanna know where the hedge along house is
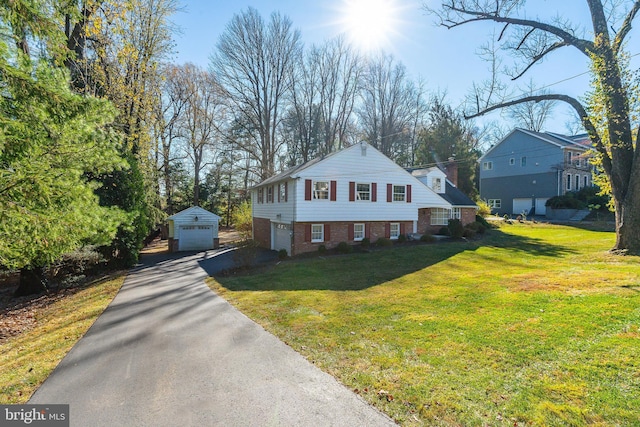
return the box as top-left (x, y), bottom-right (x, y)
top-left (251, 142), bottom-right (453, 256)
top-left (167, 206), bottom-right (221, 252)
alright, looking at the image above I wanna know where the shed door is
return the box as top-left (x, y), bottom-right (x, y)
top-left (535, 198), bottom-right (548, 216)
top-left (272, 223), bottom-right (291, 255)
top-left (179, 225), bottom-right (214, 251)
top-left (512, 198), bottom-right (532, 216)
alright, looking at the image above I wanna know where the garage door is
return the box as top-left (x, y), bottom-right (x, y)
top-left (535, 198), bottom-right (548, 216)
top-left (272, 223), bottom-right (291, 255)
top-left (179, 225), bottom-right (214, 251)
top-left (512, 198), bottom-right (533, 215)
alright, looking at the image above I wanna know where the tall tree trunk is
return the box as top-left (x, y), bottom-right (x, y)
top-left (15, 266), bottom-right (48, 297)
top-left (614, 168), bottom-right (640, 253)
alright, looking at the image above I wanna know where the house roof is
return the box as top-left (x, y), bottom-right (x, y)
top-left (167, 206), bottom-right (221, 221)
top-left (441, 181), bottom-right (477, 207)
top-left (253, 148), bottom-right (343, 188)
top-left (479, 128), bottom-right (591, 162)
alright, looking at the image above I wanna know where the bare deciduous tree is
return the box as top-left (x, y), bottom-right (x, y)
top-left (427, 0), bottom-right (640, 252)
top-left (212, 7), bottom-right (302, 180)
top-left (358, 53), bottom-right (420, 164)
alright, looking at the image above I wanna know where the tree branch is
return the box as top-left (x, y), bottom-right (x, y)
top-left (511, 41), bottom-right (568, 80)
top-left (440, 2), bottom-right (594, 55)
top-left (613, 0), bottom-right (640, 54)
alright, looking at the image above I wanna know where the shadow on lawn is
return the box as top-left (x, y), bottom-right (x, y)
top-left (213, 229), bottom-right (574, 292)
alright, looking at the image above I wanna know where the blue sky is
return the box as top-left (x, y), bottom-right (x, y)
top-left (171, 0), bottom-right (637, 135)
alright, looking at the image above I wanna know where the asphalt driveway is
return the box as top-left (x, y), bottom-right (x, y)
top-left (30, 248), bottom-right (395, 426)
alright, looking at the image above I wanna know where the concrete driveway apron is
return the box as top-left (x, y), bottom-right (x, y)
top-left (30, 249), bottom-right (395, 427)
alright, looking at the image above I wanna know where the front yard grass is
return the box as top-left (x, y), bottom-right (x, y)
top-left (209, 223), bottom-right (640, 426)
top-left (0, 274), bottom-right (125, 403)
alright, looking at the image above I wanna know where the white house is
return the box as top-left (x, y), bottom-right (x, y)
top-left (251, 142), bottom-right (457, 256)
top-left (167, 206), bottom-right (221, 252)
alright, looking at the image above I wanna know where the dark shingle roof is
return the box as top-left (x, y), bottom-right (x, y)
top-left (440, 182), bottom-right (477, 207)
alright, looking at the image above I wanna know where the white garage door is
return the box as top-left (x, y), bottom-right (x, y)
top-left (535, 198), bottom-right (548, 216)
top-left (512, 198), bottom-right (533, 215)
top-left (272, 223), bottom-right (291, 254)
top-left (179, 225), bottom-right (214, 251)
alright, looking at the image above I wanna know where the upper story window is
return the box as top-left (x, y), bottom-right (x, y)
top-left (521, 156), bottom-right (527, 167)
top-left (432, 177), bottom-right (442, 193)
top-left (393, 185), bottom-right (405, 202)
top-left (356, 183), bottom-right (370, 201)
top-left (483, 161), bottom-right (493, 170)
top-left (509, 158), bottom-right (515, 166)
top-left (279, 183), bottom-right (286, 202)
top-left (257, 188), bottom-right (264, 204)
top-left (314, 181), bottom-right (329, 200)
top-left (267, 186), bottom-right (273, 203)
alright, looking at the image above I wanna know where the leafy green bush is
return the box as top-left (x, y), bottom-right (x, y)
top-left (448, 219), bottom-right (464, 239)
top-left (438, 227), bottom-right (450, 236)
top-left (546, 194), bottom-right (585, 209)
top-left (397, 234), bottom-right (407, 243)
top-left (318, 245), bottom-right (327, 254)
top-left (278, 249), bottom-right (288, 260)
top-left (360, 237), bottom-right (370, 248)
top-left (376, 237), bottom-right (392, 247)
top-left (463, 228), bottom-right (476, 239)
top-left (336, 241), bottom-right (353, 254)
top-left (475, 214), bottom-right (491, 229)
top-left (233, 200), bottom-right (253, 240)
top-left (420, 234), bottom-right (435, 243)
top-left (465, 221), bottom-right (487, 235)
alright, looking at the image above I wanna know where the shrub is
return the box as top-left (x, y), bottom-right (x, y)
top-left (278, 249), bottom-right (288, 260)
top-left (438, 227), bottom-right (450, 236)
top-left (397, 234), bottom-right (407, 243)
top-left (376, 237), bottom-right (393, 247)
top-left (336, 241), bottom-right (353, 254)
top-left (232, 200), bottom-right (253, 240)
top-left (545, 194), bottom-right (584, 209)
top-left (318, 245), bottom-right (327, 254)
top-left (463, 228), bottom-right (476, 239)
top-left (448, 219), bottom-right (464, 239)
top-left (466, 221), bottom-right (487, 234)
top-left (476, 199), bottom-right (492, 217)
top-left (475, 215), bottom-right (491, 229)
top-left (420, 233), bottom-right (435, 243)
top-left (360, 237), bottom-right (371, 248)
top-left (233, 239), bottom-right (259, 268)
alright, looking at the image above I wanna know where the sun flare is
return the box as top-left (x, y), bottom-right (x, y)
top-left (340, 0), bottom-right (400, 51)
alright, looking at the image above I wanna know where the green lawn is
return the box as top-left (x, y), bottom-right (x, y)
top-left (209, 223), bottom-right (640, 426)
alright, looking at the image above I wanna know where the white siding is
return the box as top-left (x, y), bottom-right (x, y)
top-left (252, 179), bottom-right (296, 222)
top-left (293, 144), bottom-right (450, 222)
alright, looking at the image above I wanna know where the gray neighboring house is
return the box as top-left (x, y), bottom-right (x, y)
top-left (478, 128), bottom-right (593, 216)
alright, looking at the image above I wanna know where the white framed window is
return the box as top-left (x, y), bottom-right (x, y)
top-left (488, 199), bottom-right (501, 209)
top-left (267, 186), bottom-right (273, 203)
top-left (509, 158), bottom-right (515, 166)
top-left (567, 151), bottom-right (573, 163)
top-left (356, 183), bottom-right (370, 201)
top-left (313, 181), bottom-right (329, 200)
top-left (390, 223), bottom-right (400, 239)
top-left (584, 175), bottom-right (589, 188)
top-left (452, 207), bottom-right (461, 219)
top-left (432, 177), bottom-right (442, 192)
top-left (575, 174), bottom-right (580, 191)
top-left (567, 174), bottom-right (572, 191)
top-left (431, 208), bottom-right (450, 226)
top-left (393, 185), bottom-right (406, 202)
top-left (483, 161), bottom-right (493, 170)
top-left (279, 183), bottom-right (286, 202)
top-left (353, 223), bottom-right (365, 241)
top-left (521, 156), bottom-right (527, 167)
top-left (311, 224), bottom-right (324, 242)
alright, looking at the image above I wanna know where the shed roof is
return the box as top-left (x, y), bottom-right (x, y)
top-left (167, 206), bottom-right (221, 221)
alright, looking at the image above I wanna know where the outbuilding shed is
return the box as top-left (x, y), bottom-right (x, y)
top-left (167, 206), bottom-right (221, 252)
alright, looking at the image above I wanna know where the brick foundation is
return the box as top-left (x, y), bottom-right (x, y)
top-left (253, 217), bottom-right (271, 249)
top-left (291, 221), bottom-right (413, 256)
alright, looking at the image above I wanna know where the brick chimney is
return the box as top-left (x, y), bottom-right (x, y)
top-left (444, 157), bottom-right (458, 187)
